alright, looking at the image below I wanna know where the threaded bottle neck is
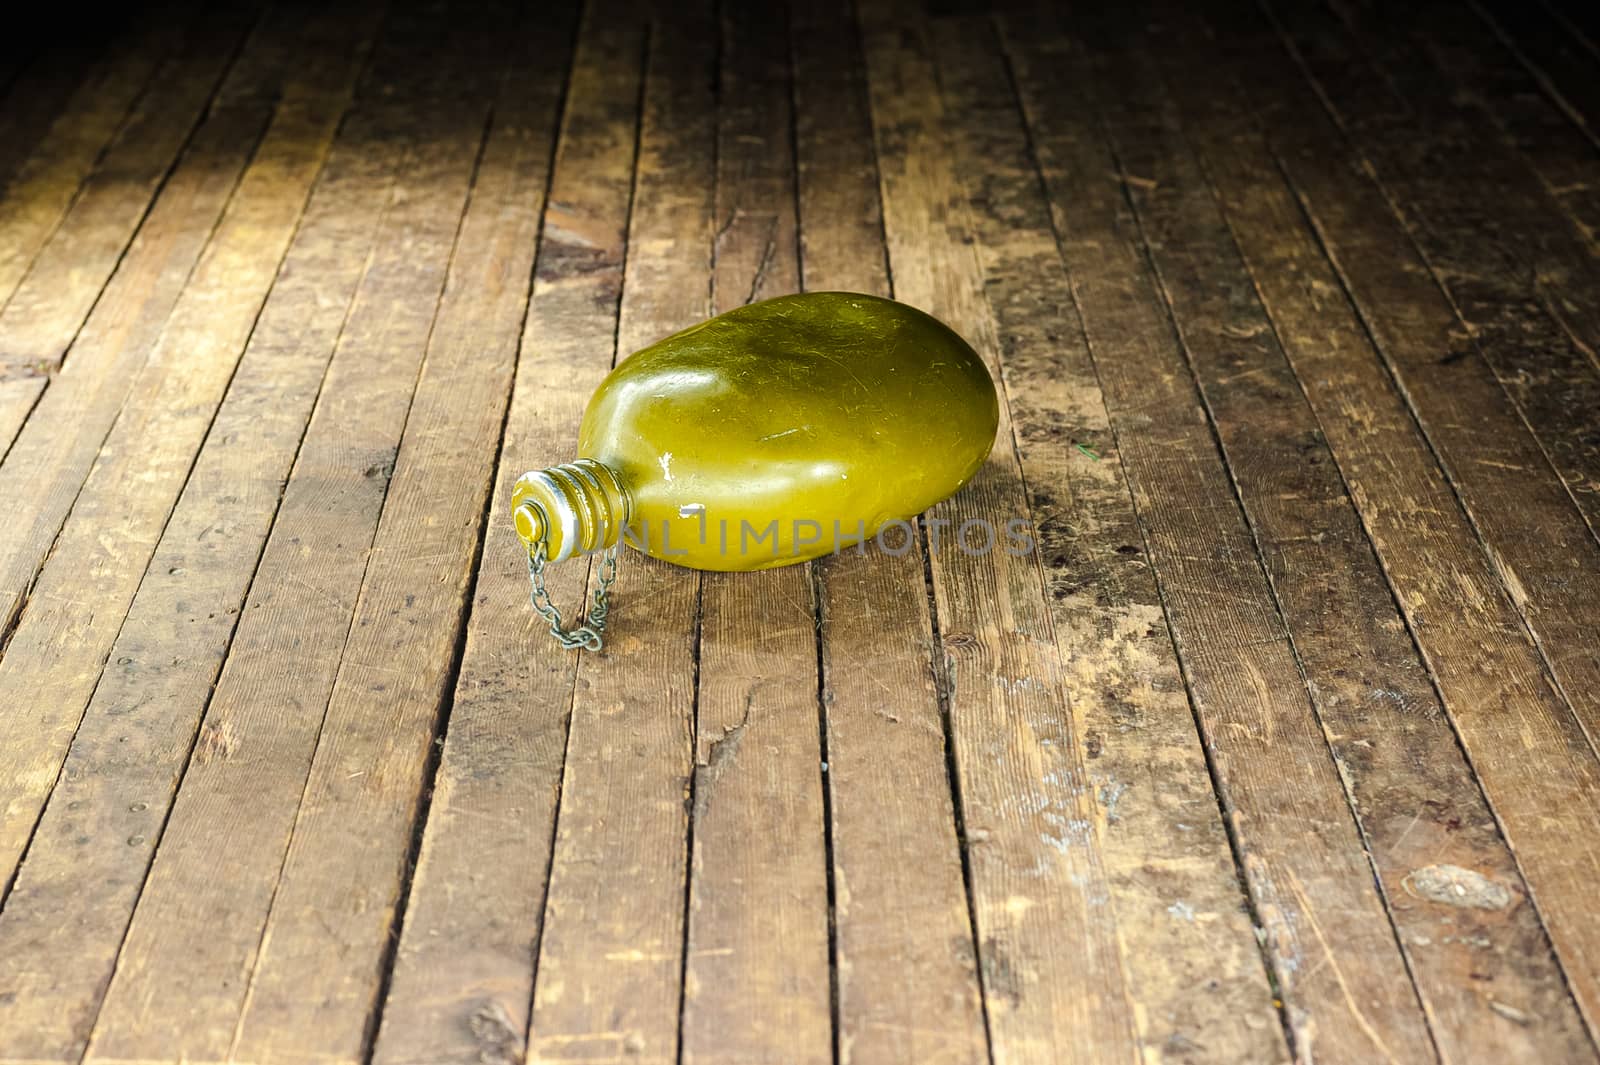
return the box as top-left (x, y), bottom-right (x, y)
top-left (511, 458), bottom-right (630, 562)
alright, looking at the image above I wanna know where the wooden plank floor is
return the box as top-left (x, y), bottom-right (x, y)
top-left (1, 1), bottom-right (1598, 1061)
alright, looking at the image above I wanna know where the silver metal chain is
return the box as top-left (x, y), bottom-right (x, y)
top-left (525, 539), bottom-right (619, 652)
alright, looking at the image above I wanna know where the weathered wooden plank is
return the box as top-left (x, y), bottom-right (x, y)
top-left (0, 380), bottom-right (37, 462)
top-left (793, 0), bottom-right (989, 1059)
top-left (0, 1), bottom-right (380, 933)
top-left (1106, 6), bottom-right (1596, 1059)
top-left (0, 3), bottom-right (191, 309)
top-left (1538, 0), bottom-right (1600, 57)
top-left (361, 14), bottom-right (617, 1065)
top-left (1263, 0), bottom-right (1600, 815)
top-left (0, 3), bottom-right (275, 383)
top-left (522, 5), bottom-right (703, 1062)
top-left (0, 1), bottom-right (261, 451)
top-left (6, 18), bottom-right (301, 454)
top-left (0, 11), bottom-right (208, 455)
top-left (932, 16), bottom-right (1291, 1064)
top-left (792, 0), bottom-right (892, 295)
top-left (0, 8), bottom-right (392, 1060)
top-left (1474, 0), bottom-right (1600, 136)
top-left (1283, 0), bottom-right (1600, 546)
top-left (224, 14), bottom-right (577, 1062)
top-left (79, 8), bottom-right (516, 1063)
top-left (1406, 2), bottom-right (1600, 252)
top-left (1324, 0), bottom-right (1600, 328)
top-left (0, 4), bottom-right (284, 627)
top-left (860, 3), bottom-right (1141, 1061)
top-left (1003, 11), bottom-right (1442, 1062)
top-left (0, 20), bottom-right (123, 197)
top-left (677, 4), bottom-right (832, 1063)
top-left (1188, 0), bottom-right (1600, 1037)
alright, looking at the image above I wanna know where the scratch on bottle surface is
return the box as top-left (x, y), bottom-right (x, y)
top-left (658, 451), bottom-right (673, 481)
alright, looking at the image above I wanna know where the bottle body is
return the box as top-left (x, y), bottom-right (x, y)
top-left (514, 291), bottom-right (998, 571)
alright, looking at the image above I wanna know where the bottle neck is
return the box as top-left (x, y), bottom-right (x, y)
top-left (512, 459), bottom-right (630, 562)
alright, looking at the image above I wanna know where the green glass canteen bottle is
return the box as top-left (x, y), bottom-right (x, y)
top-left (512, 291), bottom-right (999, 650)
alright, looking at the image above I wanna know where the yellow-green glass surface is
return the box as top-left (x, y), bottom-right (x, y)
top-left (517, 291), bottom-right (998, 570)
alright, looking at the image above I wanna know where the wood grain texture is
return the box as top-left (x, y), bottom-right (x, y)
top-left (1112, 6), bottom-right (1596, 1059)
top-left (522, 5), bottom-right (702, 1063)
top-left (0, 11), bottom-right (267, 461)
top-left (3, 3), bottom-right (1600, 1060)
top-left (0, 9), bottom-right (389, 1061)
top-left (80, 6), bottom-right (514, 1061)
top-left (1474, 0), bottom-right (1600, 136)
top-left (0, 6), bottom-right (297, 622)
top-left (361, 8), bottom-right (585, 1063)
top-left (1188, 0), bottom-right (1600, 1040)
top-left (679, 3), bottom-right (832, 1063)
top-left (0, 4), bottom-right (269, 378)
top-left (1005, 11), bottom-right (1441, 1062)
top-left (0, 4), bottom-right (262, 446)
top-left (225, 8), bottom-right (576, 1055)
top-left (1241, 0), bottom-right (1600, 767)
top-left (1405, 0), bottom-right (1600, 253)
top-left (1260, 2), bottom-right (1600, 750)
top-left (794, 0), bottom-right (990, 1060)
top-left (1282, 0), bottom-right (1600, 549)
top-left (935, 16), bottom-right (1290, 1064)
top-left (0, 2), bottom-right (192, 310)
top-left (0, 0), bottom-right (378, 940)
top-left (861, 3), bottom-right (1140, 1060)
top-left (0, 17), bottom-right (125, 210)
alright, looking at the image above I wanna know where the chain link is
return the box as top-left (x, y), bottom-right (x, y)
top-left (525, 539), bottom-right (620, 652)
